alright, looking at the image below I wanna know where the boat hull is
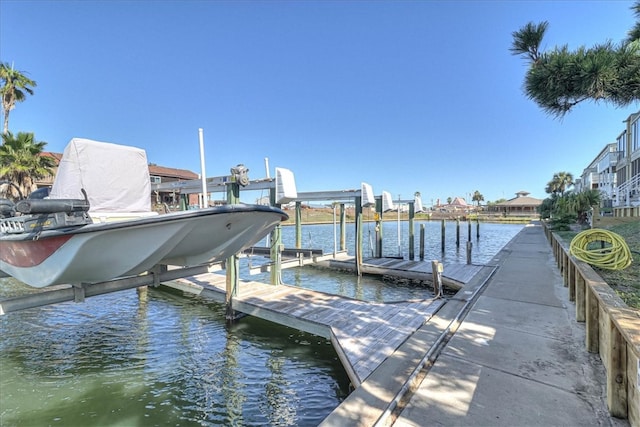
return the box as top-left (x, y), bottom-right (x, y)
top-left (0, 205), bottom-right (287, 288)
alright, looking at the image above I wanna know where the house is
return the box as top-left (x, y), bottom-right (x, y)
top-left (34, 153), bottom-right (200, 210)
top-left (148, 164), bottom-right (199, 209)
top-left (491, 191), bottom-right (542, 217)
top-left (614, 111), bottom-right (640, 216)
top-left (575, 143), bottom-right (618, 208)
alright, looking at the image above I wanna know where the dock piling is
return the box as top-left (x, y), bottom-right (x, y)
top-left (431, 260), bottom-right (443, 298)
top-left (419, 224), bottom-right (425, 261)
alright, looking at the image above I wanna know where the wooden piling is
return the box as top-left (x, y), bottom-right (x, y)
top-left (431, 260), bottom-right (443, 298)
top-left (419, 224), bottom-right (425, 261)
top-left (375, 198), bottom-right (383, 258)
top-left (408, 202), bottom-right (415, 261)
top-left (456, 218), bottom-right (460, 248)
top-left (441, 220), bottom-right (445, 253)
top-left (295, 201), bottom-right (302, 248)
top-left (226, 179), bottom-right (241, 322)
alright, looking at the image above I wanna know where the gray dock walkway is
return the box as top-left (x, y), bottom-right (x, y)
top-left (320, 223), bottom-right (627, 426)
top-left (317, 255), bottom-right (485, 289)
top-left (163, 272), bottom-right (447, 387)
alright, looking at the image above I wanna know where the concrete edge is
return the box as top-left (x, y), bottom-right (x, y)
top-left (318, 263), bottom-right (498, 427)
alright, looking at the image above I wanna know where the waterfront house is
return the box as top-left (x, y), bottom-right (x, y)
top-left (614, 111), bottom-right (640, 216)
top-left (575, 143), bottom-right (618, 212)
top-left (490, 191), bottom-right (542, 217)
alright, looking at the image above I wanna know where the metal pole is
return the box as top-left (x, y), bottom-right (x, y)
top-left (375, 197), bottom-right (383, 258)
top-left (198, 128), bottom-right (207, 208)
top-left (355, 196), bottom-right (362, 276)
top-left (397, 194), bottom-right (401, 257)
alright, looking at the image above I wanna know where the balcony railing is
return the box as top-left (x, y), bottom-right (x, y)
top-left (614, 173), bottom-right (640, 207)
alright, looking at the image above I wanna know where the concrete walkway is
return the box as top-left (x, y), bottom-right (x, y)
top-left (392, 223), bottom-right (627, 427)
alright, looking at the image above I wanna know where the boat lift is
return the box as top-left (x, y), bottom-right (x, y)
top-left (0, 166), bottom-right (297, 318)
top-left (373, 192), bottom-right (425, 260)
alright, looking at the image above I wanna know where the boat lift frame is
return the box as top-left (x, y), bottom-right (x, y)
top-left (0, 168), bottom-right (288, 317)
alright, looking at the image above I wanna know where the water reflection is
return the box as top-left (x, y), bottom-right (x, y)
top-left (0, 283), bottom-right (349, 426)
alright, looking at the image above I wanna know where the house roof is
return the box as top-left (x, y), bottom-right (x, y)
top-left (450, 197), bottom-right (468, 206)
top-left (40, 151), bottom-right (63, 163)
top-left (40, 152), bottom-right (198, 180)
top-left (148, 164), bottom-right (198, 180)
top-left (496, 195), bottom-right (542, 207)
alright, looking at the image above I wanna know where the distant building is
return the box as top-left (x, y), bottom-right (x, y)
top-left (490, 191), bottom-right (542, 216)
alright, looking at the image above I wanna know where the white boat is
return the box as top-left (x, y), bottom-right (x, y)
top-left (0, 138), bottom-right (288, 288)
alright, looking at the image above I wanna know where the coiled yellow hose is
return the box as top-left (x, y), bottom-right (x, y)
top-left (569, 229), bottom-right (633, 270)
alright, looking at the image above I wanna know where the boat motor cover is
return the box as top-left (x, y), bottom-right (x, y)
top-left (49, 138), bottom-right (152, 213)
top-left (16, 198), bottom-right (90, 214)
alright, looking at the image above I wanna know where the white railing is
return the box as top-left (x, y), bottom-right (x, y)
top-left (615, 173), bottom-right (640, 206)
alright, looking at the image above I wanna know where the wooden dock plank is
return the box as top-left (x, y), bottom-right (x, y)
top-left (164, 256), bottom-right (484, 387)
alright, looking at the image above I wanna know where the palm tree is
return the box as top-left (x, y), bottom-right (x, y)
top-left (1, 62), bottom-right (37, 135)
top-left (471, 190), bottom-right (484, 206)
top-left (0, 131), bottom-right (55, 199)
top-left (511, 2), bottom-right (640, 117)
top-left (545, 172), bottom-right (574, 196)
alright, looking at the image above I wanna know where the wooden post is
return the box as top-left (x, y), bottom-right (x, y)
top-left (606, 319), bottom-right (628, 418)
top-left (467, 220), bottom-right (471, 241)
top-left (568, 261), bottom-right (575, 302)
top-left (226, 179), bottom-right (240, 322)
top-left (466, 241), bottom-right (472, 264)
top-left (441, 219), bottom-right (445, 253)
top-left (431, 260), bottom-right (442, 298)
top-left (456, 218), bottom-right (460, 248)
top-left (355, 196), bottom-right (363, 276)
top-left (576, 273), bottom-right (586, 322)
top-left (409, 202), bottom-right (415, 261)
top-left (419, 224), bottom-right (425, 261)
top-left (476, 218), bottom-right (480, 239)
top-left (586, 286), bottom-right (599, 353)
top-left (295, 201), bottom-right (302, 249)
top-left (270, 188), bottom-right (282, 286)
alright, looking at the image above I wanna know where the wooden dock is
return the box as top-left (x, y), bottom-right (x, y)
top-left (162, 273), bottom-right (445, 387)
top-left (315, 254), bottom-right (487, 289)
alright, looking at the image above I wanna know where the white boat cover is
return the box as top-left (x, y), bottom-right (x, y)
top-left (50, 138), bottom-right (152, 213)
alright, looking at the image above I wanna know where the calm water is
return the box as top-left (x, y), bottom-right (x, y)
top-left (0, 220), bottom-right (524, 426)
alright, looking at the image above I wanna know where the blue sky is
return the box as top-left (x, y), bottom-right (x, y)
top-left (1, 0), bottom-right (638, 206)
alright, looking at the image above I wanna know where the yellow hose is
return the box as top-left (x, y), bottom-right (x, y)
top-left (569, 229), bottom-right (633, 270)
